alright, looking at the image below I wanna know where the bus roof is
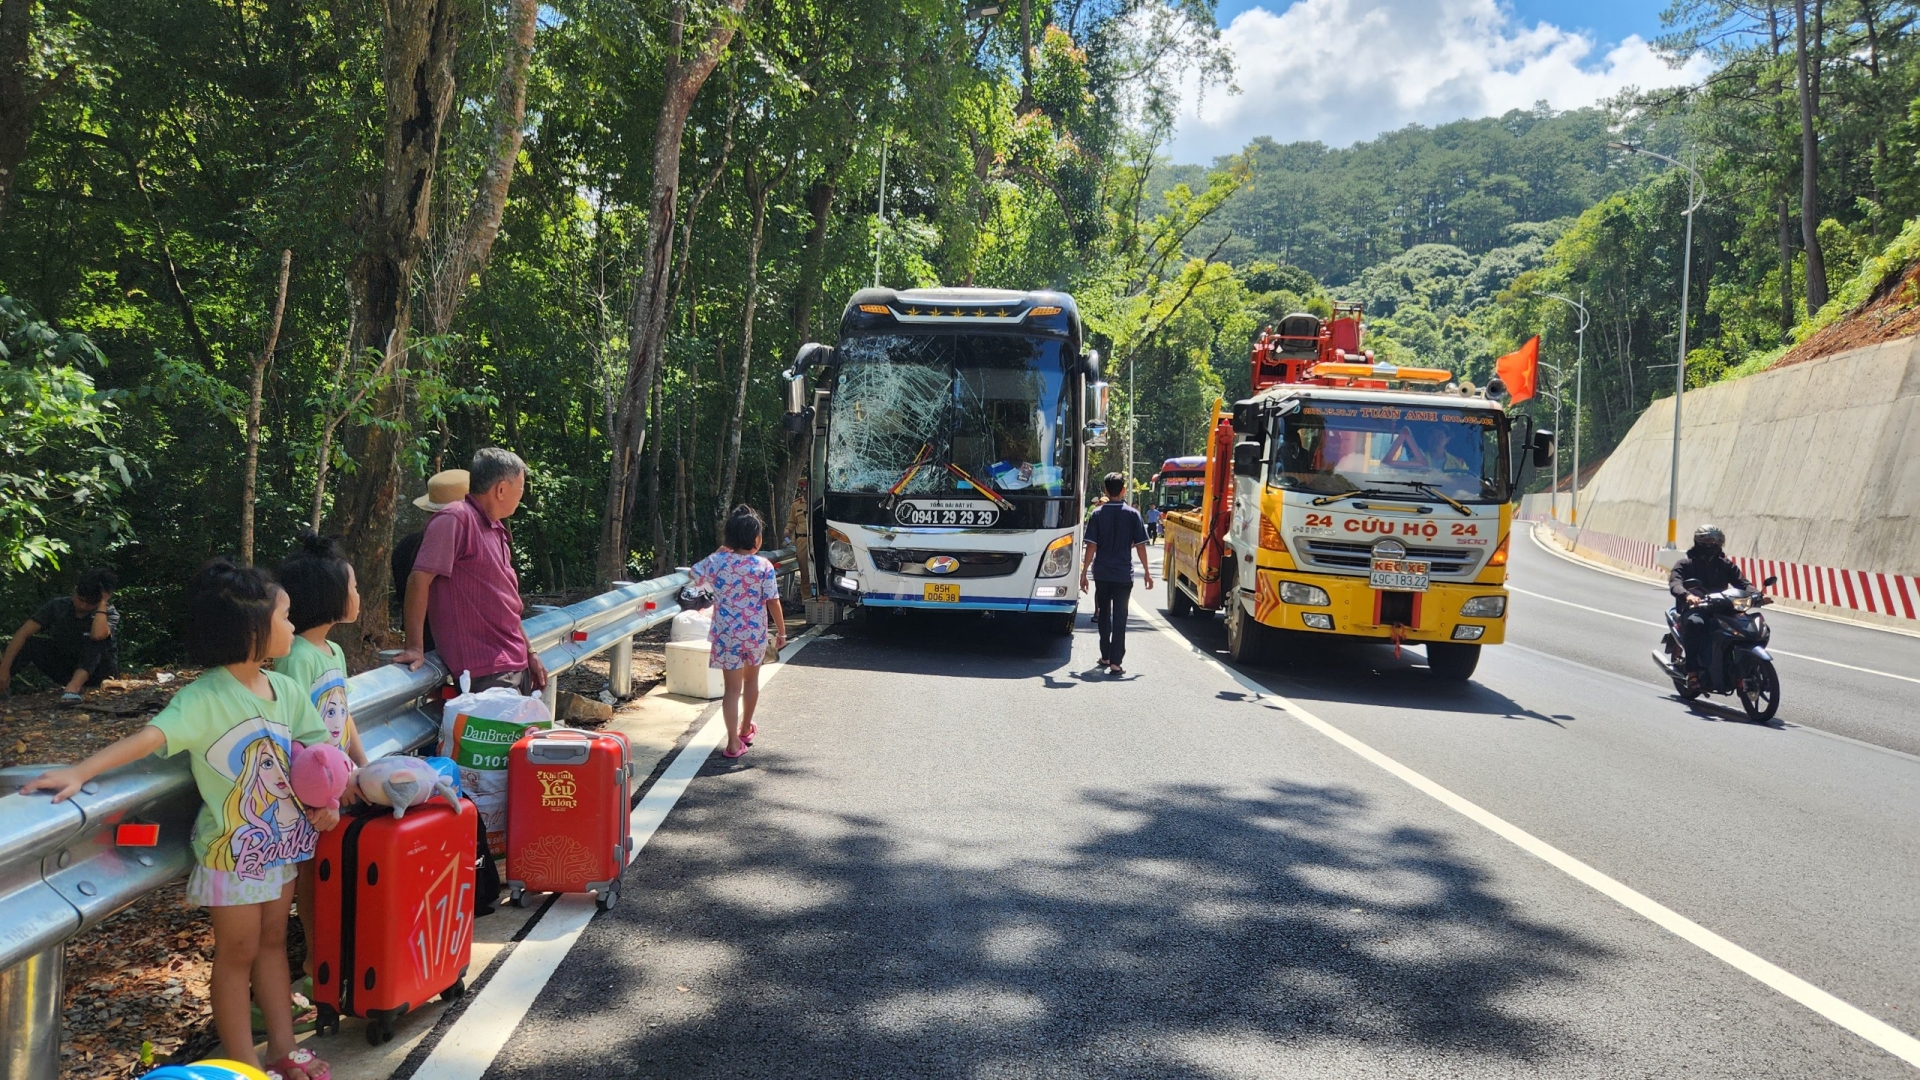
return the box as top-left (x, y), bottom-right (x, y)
top-left (1160, 456), bottom-right (1206, 472)
top-left (840, 287), bottom-right (1083, 353)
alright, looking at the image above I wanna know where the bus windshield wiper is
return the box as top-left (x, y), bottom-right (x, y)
top-left (945, 462), bottom-right (1015, 513)
top-left (1368, 480), bottom-right (1473, 515)
top-left (879, 443), bottom-right (936, 508)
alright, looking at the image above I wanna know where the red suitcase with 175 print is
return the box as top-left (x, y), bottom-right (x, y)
top-left (311, 797), bottom-right (477, 1045)
top-left (506, 727), bottom-right (633, 910)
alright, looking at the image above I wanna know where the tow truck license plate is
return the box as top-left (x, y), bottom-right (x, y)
top-left (1369, 559), bottom-right (1430, 592)
top-left (923, 583), bottom-right (962, 603)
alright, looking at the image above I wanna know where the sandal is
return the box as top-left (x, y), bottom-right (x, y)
top-left (267, 1048), bottom-right (330, 1080)
top-left (721, 741), bottom-right (748, 759)
top-left (1109, 666), bottom-right (1126, 677)
top-left (742, 723), bottom-right (757, 746)
top-left (59, 691), bottom-right (82, 704)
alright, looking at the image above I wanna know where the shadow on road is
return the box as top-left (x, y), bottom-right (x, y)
top-left (1154, 609), bottom-right (1578, 726)
top-left (796, 607), bottom-right (1094, 679)
top-left (515, 776), bottom-right (1611, 1077)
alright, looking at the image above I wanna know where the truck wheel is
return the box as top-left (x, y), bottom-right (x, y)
top-left (1426, 642), bottom-right (1481, 682)
top-left (1226, 594), bottom-right (1268, 665)
top-left (1168, 583), bottom-right (1195, 619)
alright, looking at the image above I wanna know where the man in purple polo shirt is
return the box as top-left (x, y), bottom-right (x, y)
top-left (394, 447), bottom-right (547, 693)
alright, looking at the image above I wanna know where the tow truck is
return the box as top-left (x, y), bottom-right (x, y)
top-left (1160, 304), bottom-right (1552, 681)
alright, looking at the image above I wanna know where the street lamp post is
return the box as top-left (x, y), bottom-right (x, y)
top-left (1541, 292), bottom-right (1589, 525)
top-left (1610, 143), bottom-right (1703, 554)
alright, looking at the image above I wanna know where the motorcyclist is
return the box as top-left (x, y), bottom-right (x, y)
top-left (1668, 524), bottom-right (1751, 690)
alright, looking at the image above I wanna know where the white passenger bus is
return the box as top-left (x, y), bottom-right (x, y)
top-left (782, 287), bottom-right (1109, 633)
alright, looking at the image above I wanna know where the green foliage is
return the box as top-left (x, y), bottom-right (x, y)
top-left (0, 296), bottom-right (132, 579)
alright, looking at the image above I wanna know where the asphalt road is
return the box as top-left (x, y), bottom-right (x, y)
top-left (476, 534), bottom-right (1920, 1078)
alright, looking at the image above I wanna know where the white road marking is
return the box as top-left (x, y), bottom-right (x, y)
top-left (412, 629), bottom-right (823, 1080)
top-left (1132, 594), bottom-right (1920, 1071)
top-left (1526, 523), bottom-right (1920, 642)
top-left (1509, 585), bottom-right (1920, 687)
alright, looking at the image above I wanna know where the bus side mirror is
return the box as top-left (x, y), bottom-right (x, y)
top-left (1531, 429), bottom-right (1555, 469)
top-left (1232, 441), bottom-right (1264, 477)
top-left (1087, 380), bottom-right (1109, 428)
top-left (781, 368), bottom-right (811, 433)
top-left (1081, 348), bottom-right (1102, 378)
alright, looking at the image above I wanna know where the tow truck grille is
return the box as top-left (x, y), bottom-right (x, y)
top-left (1294, 539), bottom-right (1482, 579)
top-left (868, 549), bottom-right (1023, 578)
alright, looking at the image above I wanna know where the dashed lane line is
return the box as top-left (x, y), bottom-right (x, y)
top-left (1132, 594), bottom-right (1920, 1071)
top-left (410, 628), bottom-right (824, 1080)
top-left (1509, 585), bottom-right (1920, 687)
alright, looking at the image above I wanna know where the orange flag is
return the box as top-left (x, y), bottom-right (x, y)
top-left (1495, 336), bottom-right (1539, 403)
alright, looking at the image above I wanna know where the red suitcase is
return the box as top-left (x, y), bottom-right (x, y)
top-left (312, 798), bottom-right (477, 1044)
top-left (505, 728), bottom-right (633, 911)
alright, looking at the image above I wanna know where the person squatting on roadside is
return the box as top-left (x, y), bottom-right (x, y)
top-left (691, 505), bottom-right (787, 759)
top-left (1668, 524), bottom-right (1751, 691)
top-left (0, 567), bottom-right (121, 703)
top-left (24, 560), bottom-right (336, 1080)
top-left (1081, 473), bottom-right (1154, 677)
top-left (395, 448), bottom-right (547, 694)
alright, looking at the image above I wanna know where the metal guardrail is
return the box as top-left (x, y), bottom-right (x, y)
top-left (0, 551), bottom-right (795, 1080)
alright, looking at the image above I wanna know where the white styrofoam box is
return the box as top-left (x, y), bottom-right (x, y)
top-left (664, 640), bottom-right (725, 699)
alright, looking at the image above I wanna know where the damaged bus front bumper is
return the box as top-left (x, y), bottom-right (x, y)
top-left (824, 524), bottom-right (1078, 613)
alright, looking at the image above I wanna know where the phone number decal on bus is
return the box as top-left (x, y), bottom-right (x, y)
top-left (895, 500), bottom-right (1000, 527)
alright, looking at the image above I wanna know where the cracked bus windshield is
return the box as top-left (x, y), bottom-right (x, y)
top-left (827, 333), bottom-right (1075, 497)
top-left (1271, 403), bottom-right (1509, 503)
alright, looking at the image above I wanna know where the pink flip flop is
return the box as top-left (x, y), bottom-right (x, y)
top-left (721, 741), bottom-right (748, 759)
top-left (742, 723), bottom-right (757, 746)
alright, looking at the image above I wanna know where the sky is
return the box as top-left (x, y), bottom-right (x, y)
top-left (1169, 0), bottom-right (1715, 164)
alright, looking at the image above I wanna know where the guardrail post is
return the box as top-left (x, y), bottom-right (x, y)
top-left (609, 634), bottom-right (634, 698)
top-left (541, 675), bottom-right (559, 719)
top-left (1, 945), bottom-right (63, 1080)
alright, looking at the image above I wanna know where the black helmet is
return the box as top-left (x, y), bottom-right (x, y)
top-left (1692, 524), bottom-right (1725, 549)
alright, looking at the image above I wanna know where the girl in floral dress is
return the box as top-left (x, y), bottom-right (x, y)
top-left (691, 505), bottom-right (787, 758)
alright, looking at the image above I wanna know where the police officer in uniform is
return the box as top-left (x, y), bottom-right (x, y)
top-left (787, 480), bottom-right (813, 599)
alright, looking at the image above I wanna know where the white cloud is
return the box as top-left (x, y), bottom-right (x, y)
top-left (1170, 0), bottom-right (1714, 162)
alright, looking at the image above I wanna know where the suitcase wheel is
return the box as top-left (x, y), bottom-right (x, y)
top-left (596, 880), bottom-right (620, 912)
top-left (508, 885), bottom-right (525, 907)
top-left (366, 1012), bottom-right (396, 1046)
top-left (441, 977), bottom-right (467, 1001)
top-left (317, 1005), bottom-right (340, 1037)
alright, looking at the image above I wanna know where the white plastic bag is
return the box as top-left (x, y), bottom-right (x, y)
top-left (669, 608), bottom-right (712, 643)
top-left (438, 686), bottom-right (552, 856)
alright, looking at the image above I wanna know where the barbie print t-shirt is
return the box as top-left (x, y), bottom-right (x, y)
top-left (150, 667), bottom-right (331, 877)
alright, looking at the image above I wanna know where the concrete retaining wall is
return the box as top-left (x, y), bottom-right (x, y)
top-left (1573, 334), bottom-right (1920, 577)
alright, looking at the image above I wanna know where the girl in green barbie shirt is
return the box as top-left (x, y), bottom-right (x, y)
top-left (25, 560), bottom-right (337, 1080)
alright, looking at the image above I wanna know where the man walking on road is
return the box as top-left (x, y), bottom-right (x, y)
top-left (1081, 473), bottom-right (1153, 676)
top-left (395, 448), bottom-right (547, 694)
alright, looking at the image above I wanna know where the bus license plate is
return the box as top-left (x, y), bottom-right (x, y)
top-left (1369, 559), bottom-right (1430, 592)
top-left (923, 583), bottom-right (962, 603)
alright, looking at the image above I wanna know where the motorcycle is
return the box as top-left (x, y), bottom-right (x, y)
top-left (1650, 575), bottom-right (1781, 722)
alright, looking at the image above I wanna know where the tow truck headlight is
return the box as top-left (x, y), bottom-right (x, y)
top-left (1280, 581), bottom-right (1329, 606)
top-left (1301, 613), bottom-right (1334, 630)
top-left (1459, 595), bottom-right (1506, 618)
top-left (1038, 533), bottom-right (1075, 577)
top-left (1452, 624), bottom-right (1486, 640)
top-left (827, 528), bottom-right (856, 571)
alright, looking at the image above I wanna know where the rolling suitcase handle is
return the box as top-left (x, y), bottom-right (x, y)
top-left (524, 727), bottom-right (594, 765)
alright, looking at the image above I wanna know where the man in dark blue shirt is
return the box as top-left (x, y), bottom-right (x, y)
top-left (1080, 474), bottom-right (1154, 675)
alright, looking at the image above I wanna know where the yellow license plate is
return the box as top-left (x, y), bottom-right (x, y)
top-left (923, 583), bottom-right (962, 603)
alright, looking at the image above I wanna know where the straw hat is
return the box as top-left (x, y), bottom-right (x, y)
top-left (413, 469), bottom-right (470, 512)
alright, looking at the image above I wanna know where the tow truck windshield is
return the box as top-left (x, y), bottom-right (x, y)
top-left (1271, 402), bottom-right (1509, 504)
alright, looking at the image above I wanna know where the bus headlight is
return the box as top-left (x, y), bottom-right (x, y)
top-left (1459, 595), bottom-right (1506, 618)
top-left (1038, 534), bottom-right (1075, 577)
top-left (1280, 581), bottom-right (1329, 606)
top-left (827, 528), bottom-right (856, 571)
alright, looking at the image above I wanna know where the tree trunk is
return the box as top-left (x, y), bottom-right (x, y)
top-left (790, 164), bottom-right (842, 342)
top-left (328, 0), bottom-right (460, 662)
top-left (1792, 0), bottom-right (1827, 313)
top-left (423, 0), bottom-right (538, 337)
top-left (1777, 196), bottom-right (1796, 331)
top-left (595, 0), bottom-right (746, 584)
top-left (0, 0), bottom-right (63, 233)
top-left (241, 249), bottom-right (293, 565)
top-left (716, 159), bottom-right (781, 529)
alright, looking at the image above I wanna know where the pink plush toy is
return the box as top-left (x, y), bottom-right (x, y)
top-left (290, 743), bottom-right (353, 814)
